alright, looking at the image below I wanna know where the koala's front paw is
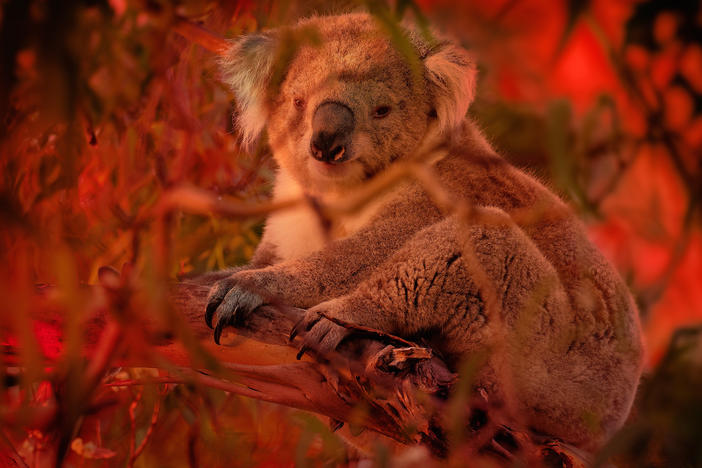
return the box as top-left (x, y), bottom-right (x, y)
top-left (205, 275), bottom-right (265, 344)
top-left (290, 305), bottom-right (352, 359)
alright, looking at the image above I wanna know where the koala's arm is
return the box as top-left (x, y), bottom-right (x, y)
top-left (298, 208), bottom-right (573, 357)
top-left (204, 189), bottom-right (442, 338)
top-left (239, 193), bottom-right (441, 306)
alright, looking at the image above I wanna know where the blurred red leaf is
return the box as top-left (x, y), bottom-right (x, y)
top-left (549, 23), bottom-right (620, 112)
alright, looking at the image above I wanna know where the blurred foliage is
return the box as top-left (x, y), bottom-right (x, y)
top-left (1, 0), bottom-right (701, 466)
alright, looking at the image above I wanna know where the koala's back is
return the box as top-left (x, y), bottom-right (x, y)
top-left (429, 144), bottom-right (642, 446)
top-left (436, 143), bottom-right (642, 361)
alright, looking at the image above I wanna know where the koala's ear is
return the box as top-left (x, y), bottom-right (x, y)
top-left (219, 33), bottom-right (278, 149)
top-left (422, 41), bottom-right (477, 134)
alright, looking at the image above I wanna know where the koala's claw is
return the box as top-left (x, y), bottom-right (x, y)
top-left (205, 278), bottom-right (234, 329)
top-left (205, 278), bottom-right (264, 344)
top-left (291, 310), bottom-right (351, 359)
top-left (204, 301), bottom-right (218, 329)
top-left (289, 310), bottom-right (322, 342)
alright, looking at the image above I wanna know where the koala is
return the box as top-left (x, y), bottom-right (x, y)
top-left (206, 13), bottom-right (644, 451)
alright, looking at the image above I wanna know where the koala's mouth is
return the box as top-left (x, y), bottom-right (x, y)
top-left (310, 156), bottom-right (356, 177)
top-left (307, 149), bottom-right (367, 184)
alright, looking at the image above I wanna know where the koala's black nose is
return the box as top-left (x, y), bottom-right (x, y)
top-left (310, 101), bottom-right (354, 164)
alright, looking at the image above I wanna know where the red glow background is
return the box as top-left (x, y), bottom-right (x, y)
top-left (1, 0), bottom-right (701, 466)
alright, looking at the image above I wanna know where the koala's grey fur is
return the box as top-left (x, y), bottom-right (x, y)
top-left (208, 13), bottom-right (644, 451)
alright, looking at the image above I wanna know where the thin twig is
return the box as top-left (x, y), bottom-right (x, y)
top-left (0, 429), bottom-right (30, 468)
top-left (589, 138), bottom-right (643, 208)
top-left (316, 312), bottom-right (421, 348)
top-left (84, 320), bottom-right (123, 392)
top-left (127, 387), bottom-right (142, 468)
top-left (129, 388), bottom-right (161, 466)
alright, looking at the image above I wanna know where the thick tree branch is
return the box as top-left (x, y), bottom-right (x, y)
top-left (2, 278), bottom-right (588, 465)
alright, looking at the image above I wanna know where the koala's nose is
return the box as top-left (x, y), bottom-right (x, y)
top-left (310, 101), bottom-right (354, 164)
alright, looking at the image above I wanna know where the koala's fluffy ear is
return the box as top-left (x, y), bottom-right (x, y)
top-left (219, 33), bottom-right (278, 149)
top-left (422, 40), bottom-right (477, 134)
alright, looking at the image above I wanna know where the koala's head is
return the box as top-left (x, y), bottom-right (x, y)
top-left (220, 13), bottom-right (476, 194)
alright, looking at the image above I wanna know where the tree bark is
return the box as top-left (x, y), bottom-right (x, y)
top-left (138, 278), bottom-right (458, 455)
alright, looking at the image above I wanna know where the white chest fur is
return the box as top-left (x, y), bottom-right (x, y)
top-left (265, 175), bottom-right (327, 262)
top-left (264, 169), bottom-right (389, 262)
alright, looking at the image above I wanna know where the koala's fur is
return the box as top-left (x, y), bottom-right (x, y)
top-left (208, 13), bottom-right (644, 451)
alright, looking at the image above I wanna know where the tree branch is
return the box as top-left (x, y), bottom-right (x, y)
top-left (3, 277), bottom-right (588, 465)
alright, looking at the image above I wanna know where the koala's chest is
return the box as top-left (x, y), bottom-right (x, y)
top-left (265, 201), bottom-right (384, 262)
top-left (264, 170), bottom-right (389, 262)
top-left (265, 205), bottom-right (327, 261)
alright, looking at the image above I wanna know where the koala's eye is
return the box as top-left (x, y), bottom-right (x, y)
top-left (372, 106), bottom-right (391, 119)
top-left (293, 98), bottom-right (305, 110)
